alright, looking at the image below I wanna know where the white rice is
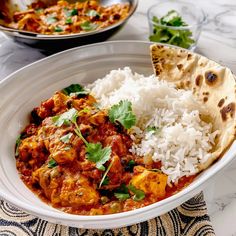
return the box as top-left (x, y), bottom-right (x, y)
top-left (87, 67), bottom-right (218, 184)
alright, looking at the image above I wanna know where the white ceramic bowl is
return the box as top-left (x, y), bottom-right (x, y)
top-left (0, 41), bottom-right (235, 229)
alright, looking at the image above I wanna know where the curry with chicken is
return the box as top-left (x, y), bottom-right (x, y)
top-left (15, 84), bottom-right (195, 215)
top-left (5, 0), bottom-right (130, 35)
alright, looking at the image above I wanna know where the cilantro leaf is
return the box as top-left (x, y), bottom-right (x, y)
top-left (149, 10), bottom-right (195, 49)
top-left (125, 160), bottom-right (136, 172)
top-left (146, 126), bottom-right (161, 134)
top-left (99, 160), bottom-right (113, 188)
top-left (102, 176), bottom-right (109, 186)
top-left (114, 193), bottom-right (130, 201)
top-left (65, 9), bottom-right (78, 17)
top-left (108, 100), bottom-right (136, 129)
top-left (55, 26), bottom-right (63, 32)
top-left (114, 184), bottom-right (130, 200)
top-left (46, 16), bottom-right (57, 24)
top-left (65, 18), bottom-right (73, 24)
top-left (52, 108), bottom-right (78, 127)
top-left (60, 132), bottom-right (73, 143)
top-left (48, 158), bottom-right (57, 168)
top-left (86, 143), bottom-right (111, 171)
top-left (80, 21), bottom-right (98, 31)
top-left (15, 134), bottom-right (22, 156)
top-left (86, 10), bottom-right (100, 18)
top-left (62, 84), bottom-right (88, 97)
top-left (128, 185), bottom-right (145, 201)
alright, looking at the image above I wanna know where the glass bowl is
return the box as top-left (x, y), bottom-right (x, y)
top-left (147, 1), bottom-right (206, 50)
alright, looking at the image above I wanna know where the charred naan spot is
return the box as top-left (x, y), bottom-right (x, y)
top-left (187, 54), bottom-right (192, 60)
top-left (160, 58), bottom-right (165, 63)
top-left (200, 63), bottom-right (204, 67)
top-left (218, 98), bottom-right (225, 108)
top-left (220, 103), bottom-right (235, 121)
top-left (157, 45), bottom-right (164, 49)
top-left (179, 81), bottom-right (184, 89)
top-left (205, 71), bottom-right (218, 85)
top-left (185, 80), bottom-right (191, 87)
top-left (195, 75), bottom-right (203, 86)
top-left (203, 97), bottom-right (208, 103)
top-left (177, 64), bottom-right (183, 70)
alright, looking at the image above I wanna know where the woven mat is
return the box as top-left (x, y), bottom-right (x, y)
top-left (0, 192), bottom-right (215, 236)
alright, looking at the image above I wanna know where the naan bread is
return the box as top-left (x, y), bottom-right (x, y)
top-left (150, 44), bottom-right (236, 171)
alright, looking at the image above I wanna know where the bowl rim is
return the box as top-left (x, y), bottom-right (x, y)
top-left (147, 0), bottom-right (207, 30)
top-left (0, 0), bottom-right (138, 40)
top-left (0, 40), bottom-right (235, 224)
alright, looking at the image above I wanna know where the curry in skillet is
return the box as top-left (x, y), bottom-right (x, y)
top-left (5, 0), bottom-right (130, 35)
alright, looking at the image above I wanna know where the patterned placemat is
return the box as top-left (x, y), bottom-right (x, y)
top-left (0, 192), bottom-right (215, 236)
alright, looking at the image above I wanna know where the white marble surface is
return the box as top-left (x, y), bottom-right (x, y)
top-left (0, 0), bottom-right (236, 235)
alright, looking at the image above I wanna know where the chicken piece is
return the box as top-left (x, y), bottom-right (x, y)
top-left (50, 147), bottom-right (77, 164)
top-left (59, 173), bottom-right (99, 207)
top-left (106, 155), bottom-right (123, 188)
top-left (130, 166), bottom-right (167, 198)
top-left (104, 134), bottom-right (128, 156)
top-left (34, 92), bottom-right (70, 120)
top-left (38, 123), bottom-right (78, 164)
top-left (88, 111), bottom-right (107, 125)
top-left (18, 136), bottom-right (47, 165)
top-left (33, 166), bottom-right (99, 208)
top-left (52, 92), bottom-right (70, 114)
top-left (32, 165), bottom-right (62, 203)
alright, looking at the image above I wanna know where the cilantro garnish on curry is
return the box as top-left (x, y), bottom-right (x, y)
top-left (15, 83), bottom-right (194, 215)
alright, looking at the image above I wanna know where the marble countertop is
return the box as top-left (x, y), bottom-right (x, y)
top-left (0, 0), bottom-right (236, 235)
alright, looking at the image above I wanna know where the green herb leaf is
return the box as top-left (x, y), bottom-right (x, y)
top-left (128, 185), bottom-right (145, 201)
top-left (99, 160), bottom-right (113, 188)
top-left (108, 100), bottom-right (136, 129)
top-left (86, 143), bottom-right (111, 171)
top-left (62, 84), bottom-right (88, 97)
top-left (102, 176), bottom-right (109, 186)
top-left (54, 26), bottom-right (63, 32)
top-left (60, 132), bottom-right (73, 143)
top-left (114, 184), bottom-right (130, 200)
top-left (160, 10), bottom-right (187, 27)
top-left (46, 16), bottom-right (57, 24)
top-left (86, 9), bottom-right (100, 18)
top-left (146, 126), bottom-right (161, 134)
top-left (48, 158), bottom-right (57, 168)
top-left (114, 193), bottom-right (130, 201)
top-left (116, 184), bottom-right (129, 194)
top-left (65, 17), bottom-right (73, 24)
top-left (15, 134), bottom-right (22, 156)
top-left (65, 9), bottom-right (78, 17)
top-left (52, 108), bottom-right (78, 127)
top-left (149, 10), bottom-right (195, 49)
top-left (80, 21), bottom-right (98, 31)
top-left (125, 160), bottom-right (136, 172)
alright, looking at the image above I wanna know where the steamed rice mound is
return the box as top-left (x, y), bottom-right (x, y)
top-left (87, 67), bottom-right (218, 184)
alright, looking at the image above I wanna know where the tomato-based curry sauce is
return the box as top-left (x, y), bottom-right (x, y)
top-left (16, 88), bottom-right (195, 215)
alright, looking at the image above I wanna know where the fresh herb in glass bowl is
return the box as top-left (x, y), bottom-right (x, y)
top-left (149, 10), bottom-right (194, 49)
top-left (147, 1), bottom-right (206, 50)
